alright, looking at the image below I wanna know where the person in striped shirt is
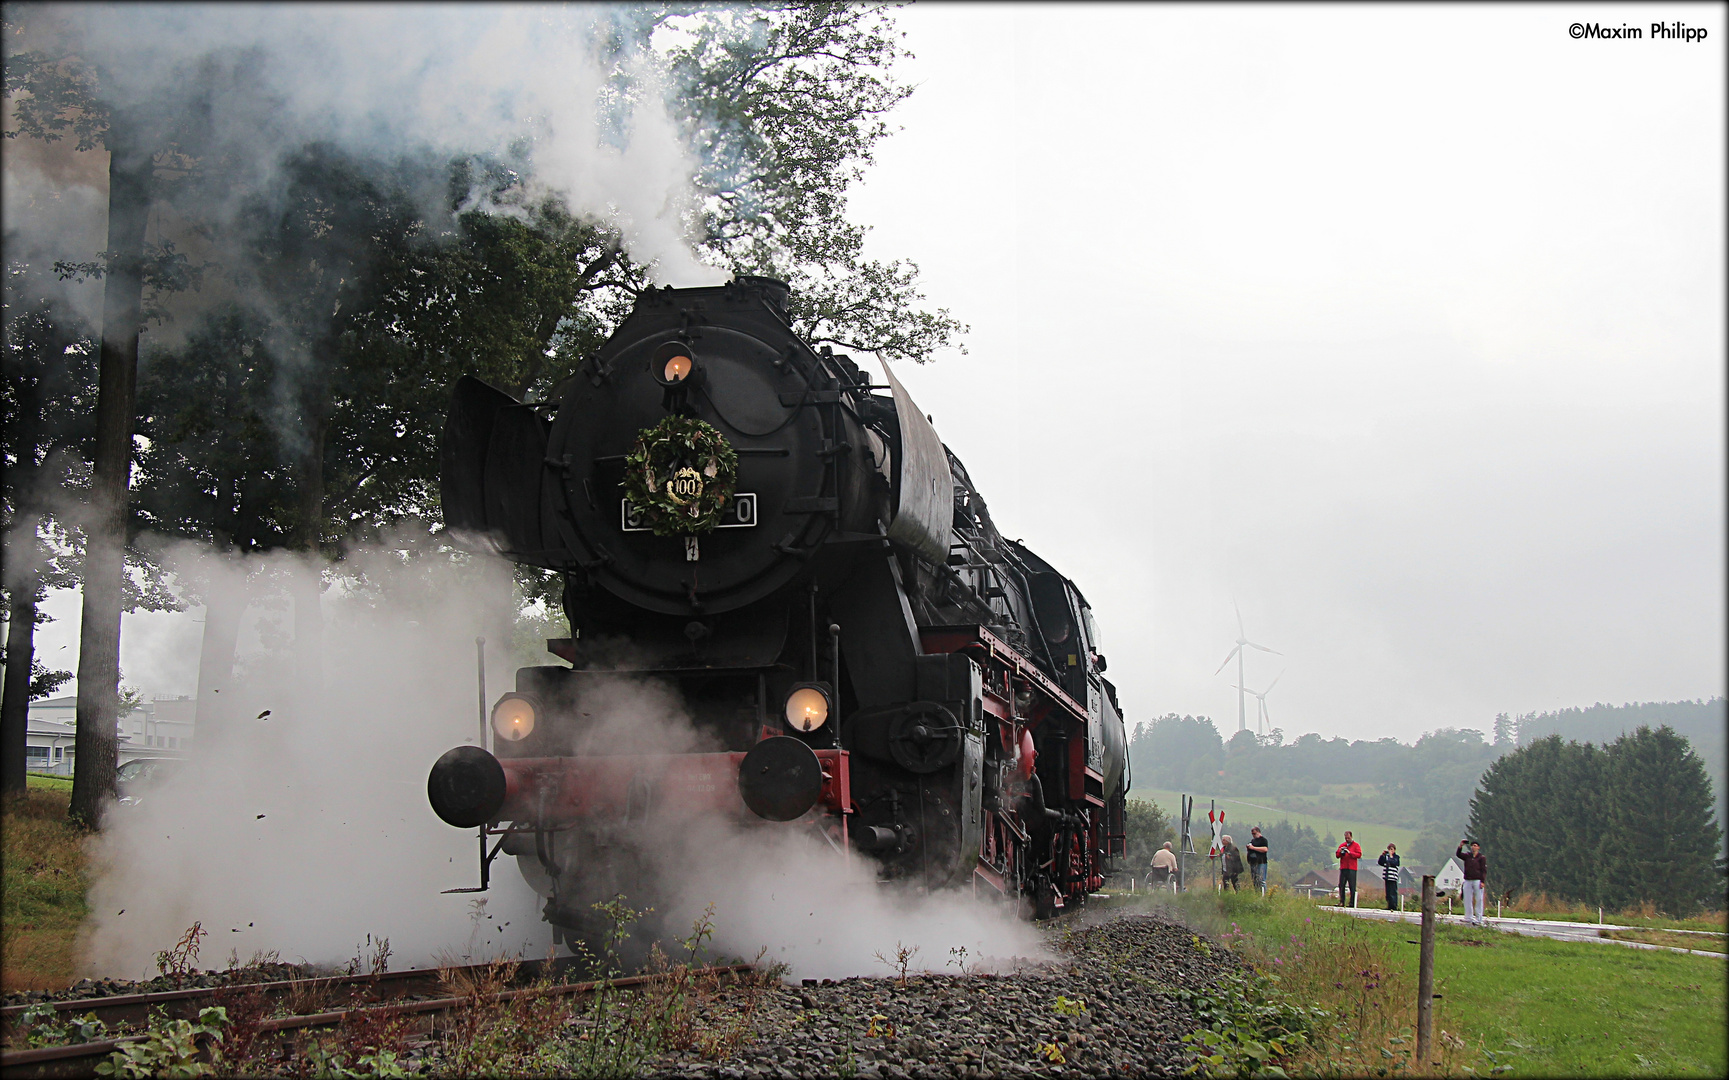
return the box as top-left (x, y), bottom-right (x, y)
top-left (1377, 843), bottom-right (1402, 910)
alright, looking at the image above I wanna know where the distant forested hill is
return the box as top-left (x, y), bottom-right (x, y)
top-left (1126, 714), bottom-right (1504, 833)
top-left (1516, 699), bottom-right (1725, 833)
top-left (1126, 698), bottom-right (1726, 862)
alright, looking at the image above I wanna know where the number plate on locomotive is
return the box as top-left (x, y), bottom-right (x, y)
top-left (621, 493), bottom-right (757, 531)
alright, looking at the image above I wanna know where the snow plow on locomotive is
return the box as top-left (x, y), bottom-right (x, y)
top-left (425, 277), bottom-right (1129, 941)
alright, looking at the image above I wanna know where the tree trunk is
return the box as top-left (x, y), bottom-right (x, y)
top-left (69, 132), bottom-right (153, 829)
top-left (2, 363), bottom-right (45, 797)
top-left (193, 369), bottom-right (246, 742)
top-left (1, 582), bottom-right (42, 796)
top-left (192, 573), bottom-right (245, 738)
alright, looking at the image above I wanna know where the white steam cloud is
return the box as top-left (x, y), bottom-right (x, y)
top-left (79, 545), bottom-right (552, 977)
top-left (655, 820), bottom-right (1049, 981)
top-left (10, 3), bottom-right (728, 285)
top-left (81, 544), bottom-right (1046, 980)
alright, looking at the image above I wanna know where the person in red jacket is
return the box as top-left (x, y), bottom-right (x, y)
top-left (1335, 831), bottom-right (1363, 907)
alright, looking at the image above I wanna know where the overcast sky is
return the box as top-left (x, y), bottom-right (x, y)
top-left (27, 3), bottom-right (1727, 745)
top-left (843, 2), bottom-right (1726, 742)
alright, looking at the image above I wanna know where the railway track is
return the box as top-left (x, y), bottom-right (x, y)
top-left (0, 959), bottom-right (754, 1079)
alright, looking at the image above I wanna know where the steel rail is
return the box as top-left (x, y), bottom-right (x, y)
top-left (0, 963), bottom-right (753, 1080)
top-left (2, 956), bottom-right (586, 1034)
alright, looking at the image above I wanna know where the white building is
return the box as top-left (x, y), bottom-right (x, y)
top-left (25, 695), bottom-right (195, 776)
top-left (1434, 856), bottom-right (1465, 896)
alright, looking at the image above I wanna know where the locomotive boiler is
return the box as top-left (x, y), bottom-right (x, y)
top-left (426, 276), bottom-right (1128, 942)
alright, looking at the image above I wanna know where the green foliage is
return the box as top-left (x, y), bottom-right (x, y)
top-left (1176, 969), bottom-right (1327, 1078)
top-left (1409, 819), bottom-right (1470, 876)
top-left (1052, 994), bottom-right (1087, 1017)
top-left (1131, 714), bottom-right (1226, 790)
top-left (303, 1045), bottom-right (413, 1079)
top-left (1472, 725), bottom-right (1724, 914)
top-left (668, 4), bottom-right (965, 362)
top-left (96, 1006), bottom-right (229, 1079)
top-left (1122, 798), bottom-right (1175, 866)
top-left (1516, 699), bottom-right (1726, 843)
top-left (1132, 716), bottom-right (1509, 835)
top-left (17, 1002), bottom-right (107, 1047)
top-left (0, 20), bottom-right (109, 152)
top-left (1598, 726), bottom-right (1723, 912)
top-left (1257, 820), bottom-right (1328, 875)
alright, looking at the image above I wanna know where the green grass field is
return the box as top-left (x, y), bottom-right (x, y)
top-left (1112, 887), bottom-right (1727, 1076)
top-left (2, 781), bottom-right (89, 991)
top-left (1129, 785), bottom-right (1422, 854)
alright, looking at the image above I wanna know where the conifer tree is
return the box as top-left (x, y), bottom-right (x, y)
top-left (1597, 725), bottom-right (1723, 914)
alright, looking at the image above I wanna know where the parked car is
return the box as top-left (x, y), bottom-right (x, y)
top-left (116, 757), bottom-right (183, 806)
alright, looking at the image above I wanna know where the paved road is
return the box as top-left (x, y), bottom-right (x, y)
top-left (1324, 905), bottom-right (1726, 957)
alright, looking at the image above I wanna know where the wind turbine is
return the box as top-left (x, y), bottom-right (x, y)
top-left (1212, 603), bottom-right (1281, 734)
top-left (1233, 670), bottom-right (1285, 737)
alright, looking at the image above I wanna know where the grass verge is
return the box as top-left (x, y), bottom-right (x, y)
top-left (1604, 928), bottom-right (1727, 954)
top-left (1114, 888), bottom-right (1727, 1077)
top-left (2, 785), bottom-right (89, 992)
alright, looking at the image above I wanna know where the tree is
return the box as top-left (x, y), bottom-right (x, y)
top-left (1128, 713), bottom-right (1224, 792)
top-left (1471, 725), bottom-right (1721, 914)
top-left (1410, 819), bottom-right (1469, 876)
top-left (1597, 726), bottom-right (1723, 914)
top-left (1471, 735), bottom-right (1601, 902)
top-left (1122, 798), bottom-right (1174, 869)
top-left (0, 275), bottom-right (97, 793)
top-left (1258, 819), bottom-right (1327, 878)
top-left (5, 15), bottom-right (170, 824)
top-left (1493, 711), bottom-right (1513, 747)
top-left (133, 307), bottom-right (297, 732)
top-left (1516, 699), bottom-right (1726, 854)
top-left (668, 3), bottom-right (964, 361)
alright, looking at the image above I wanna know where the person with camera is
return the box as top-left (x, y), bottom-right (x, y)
top-left (1335, 830), bottom-right (1362, 907)
top-left (1246, 826), bottom-right (1270, 895)
top-left (1377, 843), bottom-right (1402, 910)
top-left (1456, 838), bottom-right (1488, 926)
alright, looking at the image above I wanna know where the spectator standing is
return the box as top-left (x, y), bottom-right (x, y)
top-left (1150, 841), bottom-right (1178, 891)
top-left (1456, 839), bottom-right (1488, 926)
top-left (1246, 826), bottom-right (1270, 895)
top-left (1335, 830), bottom-right (1363, 907)
top-left (1220, 835), bottom-right (1244, 891)
top-left (1377, 843), bottom-right (1402, 910)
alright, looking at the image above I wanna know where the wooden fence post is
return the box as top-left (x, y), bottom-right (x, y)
top-left (1416, 874), bottom-right (1436, 1069)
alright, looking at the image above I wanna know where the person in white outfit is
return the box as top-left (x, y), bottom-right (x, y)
top-left (1455, 839), bottom-right (1488, 926)
top-left (1150, 841), bottom-right (1179, 891)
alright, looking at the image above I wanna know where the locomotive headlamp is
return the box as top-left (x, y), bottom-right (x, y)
top-left (783, 684), bottom-right (831, 732)
top-left (652, 341), bottom-right (699, 387)
top-left (490, 693), bottom-right (538, 742)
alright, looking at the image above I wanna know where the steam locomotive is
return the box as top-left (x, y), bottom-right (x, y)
top-left (426, 277), bottom-right (1128, 942)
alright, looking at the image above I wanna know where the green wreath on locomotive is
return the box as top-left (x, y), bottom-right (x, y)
top-left (620, 415), bottom-right (740, 536)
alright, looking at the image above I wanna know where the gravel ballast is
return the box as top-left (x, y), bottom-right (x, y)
top-left (639, 904), bottom-right (1240, 1078)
